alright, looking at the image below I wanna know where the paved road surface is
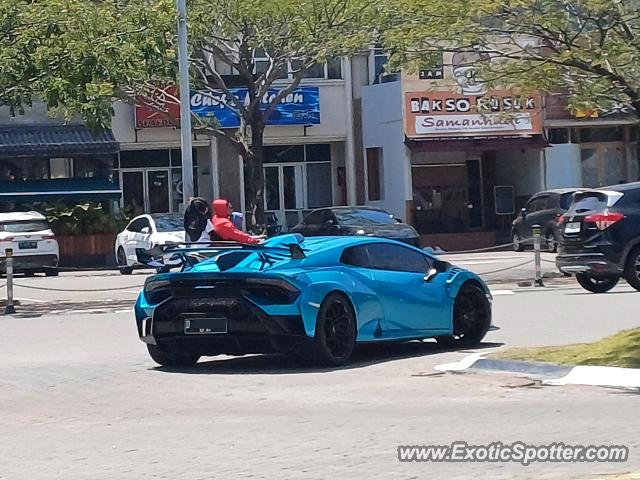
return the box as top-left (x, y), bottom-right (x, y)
top-left (1, 282), bottom-right (638, 479)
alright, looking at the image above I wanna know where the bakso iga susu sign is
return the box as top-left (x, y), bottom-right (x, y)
top-left (404, 90), bottom-right (542, 138)
top-left (190, 86), bottom-right (320, 127)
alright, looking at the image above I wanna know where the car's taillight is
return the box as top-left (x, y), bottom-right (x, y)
top-left (1, 237), bottom-right (14, 242)
top-left (556, 214), bottom-right (566, 224)
top-left (42, 235), bottom-right (55, 240)
top-left (584, 211), bottom-right (625, 230)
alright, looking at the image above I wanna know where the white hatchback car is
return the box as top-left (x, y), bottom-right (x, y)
top-left (115, 213), bottom-right (185, 274)
top-left (0, 211), bottom-right (60, 276)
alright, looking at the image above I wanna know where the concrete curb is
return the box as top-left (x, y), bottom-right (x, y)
top-left (435, 353), bottom-right (640, 389)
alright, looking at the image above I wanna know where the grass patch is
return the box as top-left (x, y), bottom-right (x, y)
top-left (491, 328), bottom-right (640, 369)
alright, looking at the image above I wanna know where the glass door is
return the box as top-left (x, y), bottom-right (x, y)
top-left (122, 170), bottom-right (145, 216)
top-left (147, 169), bottom-right (171, 214)
top-left (264, 164), bottom-right (305, 231)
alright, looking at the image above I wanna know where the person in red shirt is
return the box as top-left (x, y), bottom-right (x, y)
top-left (211, 199), bottom-right (264, 244)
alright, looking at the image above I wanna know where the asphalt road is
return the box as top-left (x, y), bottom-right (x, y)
top-left (0, 274), bottom-right (638, 479)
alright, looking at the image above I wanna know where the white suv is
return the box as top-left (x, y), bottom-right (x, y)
top-left (0, 211), bottom-right (60, 276)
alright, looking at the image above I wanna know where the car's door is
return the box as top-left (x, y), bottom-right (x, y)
top-left (341, 243), bottom-right (451, 335)
top-left (522, 195), bottom-right (546, 240)
top-left (121, 219), bottom-right (140, 262)
top-left (133, 217), bottom-right (154, 255)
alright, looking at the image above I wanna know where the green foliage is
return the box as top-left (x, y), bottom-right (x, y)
top-left (380, 0), bottom-right (640, 116)
top-left (44, 203), bottom-right (130, 236)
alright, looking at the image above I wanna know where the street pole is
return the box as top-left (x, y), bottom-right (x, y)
top-left (176, 0), bottom-right (194, 210)
top-left (4, 248), bottom-right (15, 314)
top-left (532, 224), bottom-right (544, 287)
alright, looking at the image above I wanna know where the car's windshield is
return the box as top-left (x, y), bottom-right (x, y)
top-left (0, 220), bottom-right (49, 233)
top-left (334, 209), bottom-right (396, 226)
top-left (152, 215), bottom-right (184, 232)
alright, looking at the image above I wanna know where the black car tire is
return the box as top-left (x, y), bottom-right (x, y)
top-left (23, 270), bottom-right (35, 277)
top-left (575, 273), bottom-right (619, 293)
top-left (512, 232), bottom-right (524, 252)
top-left (146, 343), bottom-right (200, 367)
top-left (310, 292), bottom-right (356, 367)
top-left (117, 248), bottom-right (133, 275)
top-left (623, 247), bottom-right (640, 291)
top-left (436, 283), bottom-right (491, 349)
top-left (156, 266), bottom-right (171, 274)
top-left (45, 269), bottom-right (59, 277)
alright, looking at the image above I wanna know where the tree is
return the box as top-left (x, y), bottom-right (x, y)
top-left (1, 0), bottom-right (375, 227)
top-left (380, 0), bottom-right (640, 117)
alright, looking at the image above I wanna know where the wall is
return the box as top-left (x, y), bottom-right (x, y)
top-left (543, 144), bottom-right (582, 189)
top-left (0, 102), bottom-right (71, 126)
top-left (361, 81), bottom-right (411, 220)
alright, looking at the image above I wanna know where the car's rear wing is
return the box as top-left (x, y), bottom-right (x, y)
top-left (135, 234), bottom-right (306, 270)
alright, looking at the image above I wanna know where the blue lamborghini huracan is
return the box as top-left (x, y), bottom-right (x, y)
top-left (134, 234), bottom-right (492, 367)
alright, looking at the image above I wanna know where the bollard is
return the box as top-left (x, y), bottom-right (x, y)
top-left (4, 248), bottom-right (15, 314)
top-left (532, 225), bottom-right (544, 287)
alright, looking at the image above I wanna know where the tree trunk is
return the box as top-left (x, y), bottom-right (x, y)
top-left (243, 124), bottom-right (266, 231)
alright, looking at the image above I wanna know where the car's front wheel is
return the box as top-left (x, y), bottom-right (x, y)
top-left (310, 292), bottom-right (356, 367)
top-left (436, 284), bottom-right (491, 348)
top-left (117, 248), bottom-right (133, 275)
top-left (146, 343), bottom-right (200, 367)
top-left (575, 273), bottom-right (619, 293)
top-left (546, 231), bottom-right (558, 253)
top-left (623, 247), bottom-right (640, 291)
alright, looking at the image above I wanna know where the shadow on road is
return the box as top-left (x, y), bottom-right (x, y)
top-left (154, 340), bottom-right (504, 375)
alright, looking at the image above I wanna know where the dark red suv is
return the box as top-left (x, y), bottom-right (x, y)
top-left (556, 182), bottom-right (640, 293)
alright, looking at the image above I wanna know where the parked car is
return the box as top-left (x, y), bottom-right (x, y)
top-left (133, 234), bottom-right (492, 367)
top-left (289, 207), bottom-right (420, 246)
top-left (0, 211), bottom-right (59, 276)
top-left (115, 213), bottom-right (185, 275)
top-left (512, 188), bottom-right (580, 252)
top-left (556, 182), bottom-right (640, 293)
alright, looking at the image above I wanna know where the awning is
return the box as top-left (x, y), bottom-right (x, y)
top-left (405, 135), bottom-right (549, 152)
top-left (0, 178), bottom-right (122, 202)
top-left (0, 125), bottom-right (119, 158)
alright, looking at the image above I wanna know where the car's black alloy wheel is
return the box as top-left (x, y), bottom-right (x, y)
top-left (436, 284), bottom-right (491, 348)
top-left (575, 273), bottom-right (619, 293)
top-left (623, 247), bottom-right (640, 291)
top-left (311, 292), bottom-right (356, 366)
top-left (146, 343), bottom-right (200, 367)
top-left (546, 231), bottom-right (558, 253)
top-left (117, 248), bottom-right (133, 275)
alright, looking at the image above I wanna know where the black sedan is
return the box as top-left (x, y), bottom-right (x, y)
top-left (289, 207), bottom-right (420, 246)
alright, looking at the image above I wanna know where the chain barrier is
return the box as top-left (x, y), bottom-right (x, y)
top-left (475, 259), bottom-right (535, 276)
top-left (12, 283), bottom-right (144, 293)
top-left (436, 238), bottom-right (534, 255)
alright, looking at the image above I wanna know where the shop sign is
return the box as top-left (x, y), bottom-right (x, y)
top-left (405, 90), bottom-right (542, 138)
top-left (134, 87), bottom-right (181, 128)
top-left (135, 86), bottom-right (320, 129)
top-left (190, 86), bottom-right (320, 127)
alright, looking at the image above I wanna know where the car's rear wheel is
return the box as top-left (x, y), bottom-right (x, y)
top-left (575, 273), bottom-right (619, 293)
top-left (23, 270), bottom-right (35, 277)
top-left (512, 232), bottom-right (524, 252)
top-left (310, 292), bottom-right (356, 367)
top-left (146, 343), bottom-right (200, 367)
top-left (436, 284), bottom-right (491, 348)
top-left (117, 248), bottom-right (133, 275)
top-left (623, 247), bottom-right (640, 292)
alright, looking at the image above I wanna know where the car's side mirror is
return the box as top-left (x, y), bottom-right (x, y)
top-left (141, 226), bottom-right (150, 234)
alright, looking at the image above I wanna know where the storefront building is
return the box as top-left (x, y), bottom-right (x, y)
top-left (361, 56), bottom-right (548, 250)
top-left (0, 105), bottom-right (121, 212)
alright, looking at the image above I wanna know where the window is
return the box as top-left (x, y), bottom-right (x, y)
top-left (560, 193), bottom-right (574, 210)
top-left (341, 243), bottom-right (430, 273)
top-left (303, 209), bottom-right (333, 225)
top-left (371, 47), bottom-right (399, 85)
top-left (578, 127), bottom-right (623, 143)
top-left (0, 220), bottom-right (50, 233)
top-left (253, 49), bottom-right (342, 80)
top-left (334, 208), bottom-right (396, 226)
top-left (50, 158), bottom-right (73, 179)
top-left (366, 148), bottom-right (382, 201)
top-left (547, 128), bottom-right (570, 144)
top-left (527, 196), bottom-right (547, 212)
top-left (152, 214), bottom-right (184, 232)
top-left (127, 218), bottom-right (150, 233)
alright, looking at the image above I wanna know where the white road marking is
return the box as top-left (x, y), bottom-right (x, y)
top-left (15, 297), bottom-right (47, 303)
top-left (490, 290), bottom-right (515, 296)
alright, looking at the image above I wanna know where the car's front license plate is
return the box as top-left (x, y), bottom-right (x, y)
top-left (18, 241), bottom-right (37, 249)
top-left (184, 317), bottom-right (227, 335)
top-left (565, 222), bottom-right (581, 234)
